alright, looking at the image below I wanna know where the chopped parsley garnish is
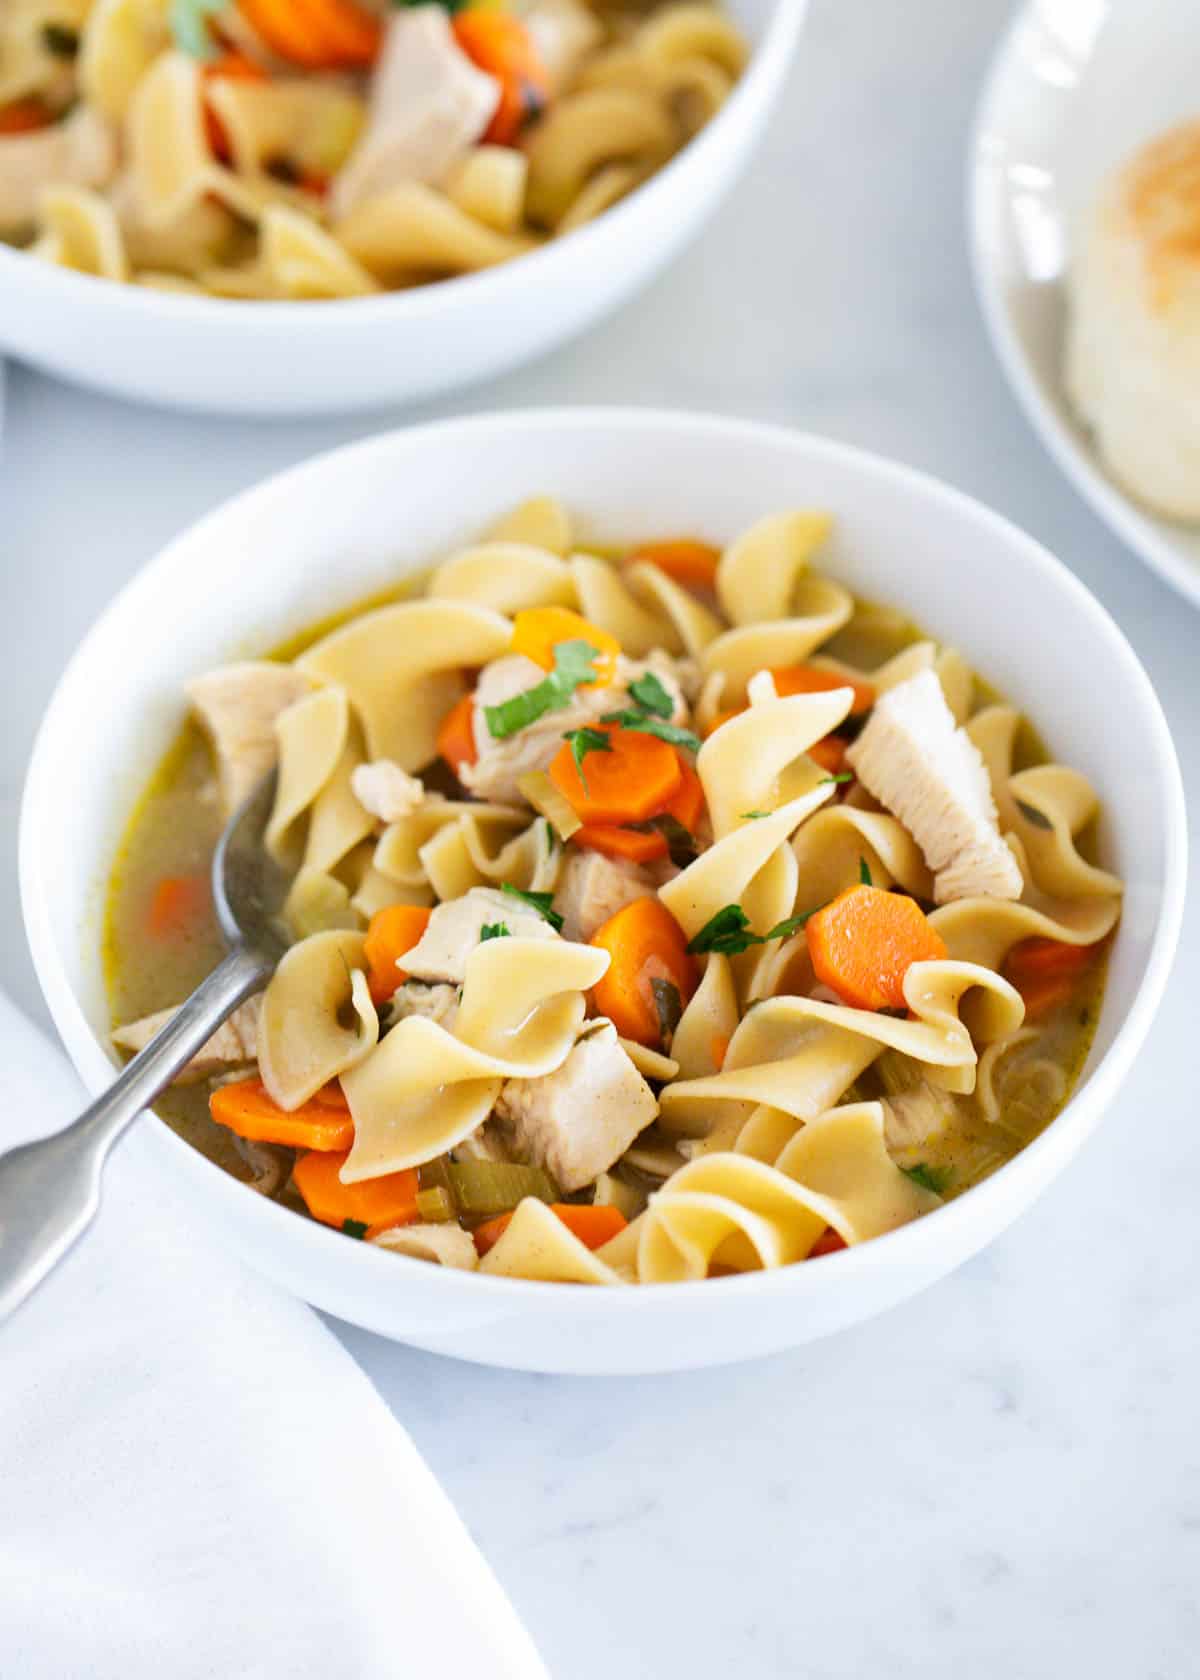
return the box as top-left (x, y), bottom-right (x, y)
top-left (169, 0), bottom-right (223, 58)
top-left (901, 1163), bottom-right (951, 1196)
top-left (819, 772), bottom-right (854, 786)
top-left (564, 725), bottom-right (611, 791)
top-left (41, 22), bottom-right (79, 56)
top-left (686, 903), bottom-right (823, 956)
top-left (740, 810), bottom-right (772, 820)
top-left (650, 978), bottom-right (683, 1048)
top-left (500, 882), bottom-right (564, 932)
top-left (627, 670), bottom-right (675, 718)
top-left (480, 923), bottom-right (510, 942)
top-left (342, 1218), bottom-right (369, 1240)
top-left (1015, 798), bottom-right (1053, 831)
top-left (623, 813), bottom-right (700, 867)
top-left (542, 818), bottom-right (560, 852)
top-left (859, 856), bottom-right (873, 886)
top-left (484, 639), bottom-right (601, 740)
top-left (601, 709), bottom-right (702, 754)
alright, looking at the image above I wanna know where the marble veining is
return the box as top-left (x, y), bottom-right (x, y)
top-left (2, 2), bottom-right (1198, 1675)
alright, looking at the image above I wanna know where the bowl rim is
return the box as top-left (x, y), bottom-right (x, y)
top-left (0, 0), bottom-right (806, 330)
top-left (20, 406), bottom-right (1188, 1312)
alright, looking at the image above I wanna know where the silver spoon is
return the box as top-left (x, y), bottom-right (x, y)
top-left (0, 772), bottom-right (292, 1321)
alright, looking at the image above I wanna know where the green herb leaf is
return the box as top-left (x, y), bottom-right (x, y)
top-left (818, 772), bottom-right (854, 786)
top-left (342, 1218), bottom-right (369, 1240)
top-left (687, 904), bottom-right (758, 956)
top-left (602, 709), bottom-right (702, 754)
top-left (627, 670), bottom-right (675, 718)
top-left (901, 1163), bottom-right (950, 1196)
top-left (650, 977), bottom-right (683, 1047)
top-left (859, 856), bottom-right (873, 886)
top-left (500, 882), bottom-right (564, 932)
top-left (763, 910), bottom-right (818, 941)
top-left (688, 900), bottom-right (827, 955)
top-left (41, 22), bottom-right (79, 57)
top-left (168, 0), bottom-right (223, 58)
top-left (1015, 798), bottom-right (1054, 831)
top-left (484, 639), bottom-right (601, 740)
top-left (480, 922), bottom-right (510, 942)
top-left (542, 817), bottom-right (560, 852)
top-left (565, 725), bottom-right (612, 792)
top-left (740, 810), bottom-right (772, 820)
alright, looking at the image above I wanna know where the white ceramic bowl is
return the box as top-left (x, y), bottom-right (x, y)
top-left (0, 0), bottom-right (803, 417)
top-left (20, 410), bottom-right (1186, 1373)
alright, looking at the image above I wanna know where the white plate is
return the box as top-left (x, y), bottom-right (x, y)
top-left (969, 0), bottom-right (1200, 608)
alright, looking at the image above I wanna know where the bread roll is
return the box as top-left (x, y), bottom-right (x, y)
top-left (1066, 119), bottom-right (1200, 521)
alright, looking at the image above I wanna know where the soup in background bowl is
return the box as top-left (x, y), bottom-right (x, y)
top-left (20, 411), bottom-right (1185, 1371)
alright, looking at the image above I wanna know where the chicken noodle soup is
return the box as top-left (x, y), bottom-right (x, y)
top-left (105, 501), bottom-right (1120, 1284)
top-left (0, 0), bottom-right (746, 298)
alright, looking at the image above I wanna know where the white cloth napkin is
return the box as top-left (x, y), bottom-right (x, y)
top-left (0, 993), bottom-right (549, 1679)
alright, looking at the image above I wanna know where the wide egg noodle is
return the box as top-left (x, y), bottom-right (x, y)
top-left (266, 686), bottom-right (349, 860)
top-left (428, 542), bottom-right (576, 614)
top-left (569, 552), bottom-right (680, 657)
top-left (334, 181), bottom-right (534, 285)
top-left (339, 938), bottom-right (609, 1180)
top-left (258, 931), bottom-right (378, 1111)
top-left (524, 86), bottom-right (675, 228)
top-left (261, 205), bottom-right (379, 301)
top-left (637, 1102), bottom-right (940, 1283)
top-left (485, 496), bottom-right (573, 557)
top-left (296, 600), bottom-right (512, 769)
top-left (36, 184), bottom-right (129, 280)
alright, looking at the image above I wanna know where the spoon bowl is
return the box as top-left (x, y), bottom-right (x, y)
top-left (0, 771), bottom-right (289, 1320)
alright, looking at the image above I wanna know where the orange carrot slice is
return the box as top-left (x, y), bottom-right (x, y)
top-left (473, 1202), bottom-right (627, 1257)
top-left (0, 97), bottom-right (52, 135)
top-left (1003, 936), bottom-right (1104, 1020)
top-left (210, 1078), bottom-right (353, 1151)
top-left (148, 874), bottom-right (208, 938)
top-left (809, 1227), bottom-right (847, 1257)
top-left (363, 903), bottom-right (432, 1006)
top-left (238, 0), bottom-right (381, 69)
top-left (436, 693), bottom-right (478, 776)
top-left (806, 885), bottom-right (947, 1011)
top-left (772, 664), bottom-right (875, 716)
top-left (452, 12), bottom-right (549, 147)
top-left (809, 734), bottom-right (847, 775)
top-left (293, 1149), bottom-right (419, 1231)
top-left (572, 824), bottom-right (668, 864)
top-left (629, 540), bottom-right (720, 592)
top-left (203, 49), bottom-right (267, 161)
top-left (590, 896), bottom-right (696, 1047)
top-left (511, 605), bottom-right (620, 687)
top-left (549, 722), bottom-right (681, 826)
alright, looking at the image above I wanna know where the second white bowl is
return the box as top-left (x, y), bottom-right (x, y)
top-left (0, 0), bottom-right (803, 416)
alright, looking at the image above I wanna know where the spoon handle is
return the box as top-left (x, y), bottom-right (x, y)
top-left (0, 945), bottom-right (269, 1322)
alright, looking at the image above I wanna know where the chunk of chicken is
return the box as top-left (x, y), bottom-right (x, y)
top-left (452, 1121), bottom-right (513, 1163)
top-left (371, 1222), bottom-right (479, 1268)
top-left (112, 999), bottom-right (260, 1085)
top-left (493, 1022), bottom-right (657, 1191)
top-left (845, 669), bottom-right (1022, 904)
top-left (350, 760), bottom-right (425, 823)
top-left (514, 0), bottom-right (602, 92)
top-left (387, 979), bottom-right (460, 1030)
top-left (555, 848), bottom-right (654, 942)
top-left (882, 1081), bottom-right (960, 1152)
top-left (400, 885), bottom-right (557, 984)
top-left (331, 8), bottom-right (499, 218)
top-left (187, 661), bottom-right (313, 817)
top-left (0, 108), bottom-right (116, 235)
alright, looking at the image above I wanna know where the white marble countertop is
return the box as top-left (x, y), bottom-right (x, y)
top-left (3, 2), bottom-right (1198, 1674)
